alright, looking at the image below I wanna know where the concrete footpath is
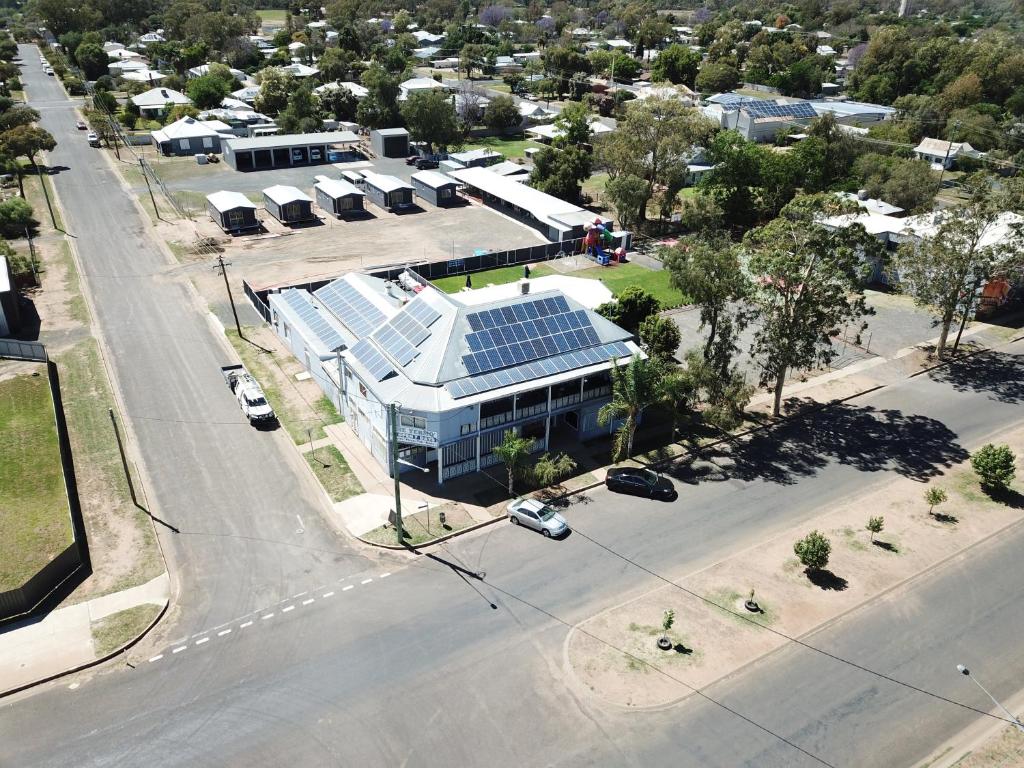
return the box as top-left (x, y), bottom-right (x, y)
top-left (0, 573), bottom-right (169, 694)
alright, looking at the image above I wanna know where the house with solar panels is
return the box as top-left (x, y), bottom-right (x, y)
top-left (267, 270), bottom-right (640, 483)
top-left (719, 100), bottom-right (819, 143)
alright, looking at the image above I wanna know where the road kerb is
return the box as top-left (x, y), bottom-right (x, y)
top-left (0, 598), bottom-right (169, 700)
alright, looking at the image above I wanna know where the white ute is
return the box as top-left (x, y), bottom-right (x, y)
top-left (221, 364), bottom-right (276, 426)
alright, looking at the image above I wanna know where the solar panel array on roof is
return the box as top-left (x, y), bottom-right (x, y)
top-left (278, 289), bottom-right (345, 352)
top-left (370, 297), bottom-right (441, 367)
top-left (463, 297), bottom-right (601, 375)
top-left (447, 342), bottom-right (633, 399)
top-left (744, 101), bottom-right (817, 119)
top-left (349, 338), bottom-right (395, 381)
top-left (314, 280), bottom-right (386, 338)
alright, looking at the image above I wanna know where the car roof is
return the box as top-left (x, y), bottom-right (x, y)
top-left (609, 467), bottom-right (651, 477)
top-left (514, 498), bottom-right (545, 512)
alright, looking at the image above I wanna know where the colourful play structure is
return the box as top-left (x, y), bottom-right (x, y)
top-left (583, 218), bottom-right (624, 266)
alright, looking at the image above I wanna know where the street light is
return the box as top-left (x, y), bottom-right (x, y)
top-left (956, 664), bottom-right (1024, 733)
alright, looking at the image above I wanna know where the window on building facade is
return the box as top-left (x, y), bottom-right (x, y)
top-left (400, 414), bottom-right (426, 430)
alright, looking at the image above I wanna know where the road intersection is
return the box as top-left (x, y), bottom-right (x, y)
top-left (3, 44), bottom-right (1024, 768)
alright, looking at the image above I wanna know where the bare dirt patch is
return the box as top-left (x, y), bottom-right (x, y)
top-left (568, 428), bottom-right (1024, 709)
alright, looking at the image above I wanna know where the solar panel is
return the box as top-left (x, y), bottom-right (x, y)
top-left (370, 302), bottom-right (435, 367)
top-left (744, 100), bottom-right (817, 119)
top-left (349, 338), bottom-right (395, 381)
top-left (462, 297), bottom-right (603, 375)
top-left (314, 280), bottom-right (386, 338)
top-left (278, 289), bottom-right (345, 352)
top-left (447, 342), bottom-right (633, 399)
top-left (406, 298), bottom-right (441, 328)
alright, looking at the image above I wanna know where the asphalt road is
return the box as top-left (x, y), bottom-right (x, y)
top-left (7, 44), bottom-right (1024, 768)
top-left (16, 45), bottom-right (375, 636)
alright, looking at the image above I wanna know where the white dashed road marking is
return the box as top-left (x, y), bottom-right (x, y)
top-left (148, 570), bottom-right (397, 663)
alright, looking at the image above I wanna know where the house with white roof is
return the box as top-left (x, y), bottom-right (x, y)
top-left (131, 87), bottom-right (191, 118)
top-left (137, 31), bottom-right (165, 46)
top-left (913, 138), bottom-right (985, 170)
top-left (525, 118), bottom-right (612, 143)
top-left (121, 69), bottom-right (166, 83)
top-left (266, 270), bottom-right (640, 482)
top-left (151, 116), bottom-right (233, 156)
top-left (398, 77), bottom-right (449, 101)
top-left (282, 62), bottom-right (319, 78)
top-left (413, 30), bottom-right (445, 44)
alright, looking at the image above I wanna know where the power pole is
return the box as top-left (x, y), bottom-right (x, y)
top-left (214, 253), bottom-right (243, 339)
top-left (935, 120), bottom-right (960, 199)
top-left (24, 225), bottom-right (38, 283)
top-left (139, 159), bottom-right (160, 222)
top-left (389, 402), bottom-right (405, 544)
top-left (33, 157), bottom-right (57, 230)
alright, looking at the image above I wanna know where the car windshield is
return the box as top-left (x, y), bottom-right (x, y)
top-left (535, 505), bottom-right (557, 522)
top-left (247, 395), bottom-right (267, 407)
top-left (639, 469), bottom-right (659, 485)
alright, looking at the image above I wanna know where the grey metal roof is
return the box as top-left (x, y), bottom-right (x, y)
top-left (373, 127), bottom-right (409, 137)
top-left (411, 170), bottom-right (456, 189)
top-left (314, 176), bottom-right (365, 198)
top-left (274, 288), bottom-right (347, 353)
top-left (362, 172), bottom-right (414, 194)
top-left (224, 131), bottom-right (358, 152)
top-left (262, 185), bottom-right (313, 205)
top-left (206, 190), bottom-right (257, 212)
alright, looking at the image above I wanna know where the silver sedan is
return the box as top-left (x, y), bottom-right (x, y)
top-left (507, 498), bottom-right (569, 538)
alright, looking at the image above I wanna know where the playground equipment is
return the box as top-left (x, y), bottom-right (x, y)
top-left (584, 219), bottom-right (615, 265)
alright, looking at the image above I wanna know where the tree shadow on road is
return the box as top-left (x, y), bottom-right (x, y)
top-left (677, 402), bottom-right (968, 486)
top-left (927, 350), bottom-right (1024, 405)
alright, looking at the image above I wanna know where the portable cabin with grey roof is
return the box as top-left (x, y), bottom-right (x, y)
top-left (266, 270), bottom-right (641, 483)
top-left (361, 172), bottom-right (415, 211)
top-left (206, 190), bottom-right (260, 234)
top-left (222, 130), bottom-right (358, 171)
top-left (370, 127), bottom-right (410, 158)
top-left (262, 185), bottom-right (315, 225)
top-left (313, 175), bottom-right (365, 218)
top-left (410, 170), bottom-right (458, 207)
top-left (0, 256), bottom-right (20, 335)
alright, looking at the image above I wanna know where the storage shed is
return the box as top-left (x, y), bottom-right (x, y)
top-left (222, 130), bottom-right (359, 171)
top-left (207, 191), bottom-right (260, 234)
top-left (362, 172), bottom-right (415, 211)
top-left (410, 170), bottom-right (458, 207)
top-left (313, 175), bottom-right (366, 218)
top-left (370, 128), bottom-right (410, 158)
top-left (263, 185), bottom-right (315, 225)
top-left (0, 256), bottom-right (20, 336)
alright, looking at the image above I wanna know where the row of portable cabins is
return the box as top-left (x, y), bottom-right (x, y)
top-left (207, 171), bottom-right (459, 234)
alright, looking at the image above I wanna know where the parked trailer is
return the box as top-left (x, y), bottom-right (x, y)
top-left (221, 364), bottom-right (277, 426)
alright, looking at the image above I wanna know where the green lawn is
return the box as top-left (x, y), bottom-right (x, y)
top-left (431, 260), bottom-right (686, 308)
top-left (257, 9), bottom-right (288, 23)
top-left (573, 262), bottom-right (688, 308)
top-left (0, 368), bottom-right (74, 591)
top-left (91, 603), bottom-right (162, 656)
top-left (431, 262), bottom-right (556, 294)
top-left (305, 445), bottom-right (362, 502)
top-left (461, 135), bottom-right (540, 160)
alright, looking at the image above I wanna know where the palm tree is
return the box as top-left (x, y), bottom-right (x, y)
top-left (598, 355), bottom-right (675, 461)
top-left (493, 429), bottom-right (535, 496)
